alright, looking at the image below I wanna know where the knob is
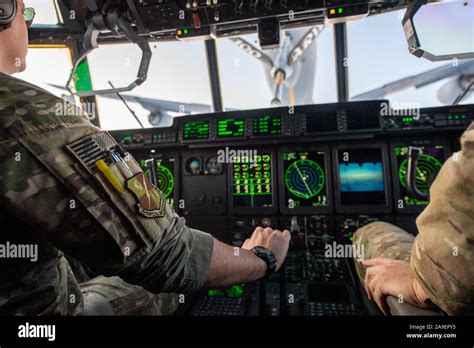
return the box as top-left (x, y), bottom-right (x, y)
top-left (290, 216), bottom-right (299, 233)
top-left (261, 217), bottom-right (272, 227)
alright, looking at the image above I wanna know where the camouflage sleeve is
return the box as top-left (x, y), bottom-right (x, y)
top-left (411, 122), bottom-right (474, 315)
top-left (0, 74), bottom-right (214, 294)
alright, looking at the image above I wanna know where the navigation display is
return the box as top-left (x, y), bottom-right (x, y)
top-left (337, 148), bottom-right (387, 205)
top-left (252, 115), bottom-right (282, 136)
top-left (140, 157), bottom-right (176, 206)
top-left (282, 150), bottom-right (328, 209)
top-left (183, 120), bottom-right (210, 141)
top-left (394, 145), bottom-right (444, 206)
top-left (231, 153), bottom-right (273, 209)
top-left (217, 118), bottom-right (245, 139)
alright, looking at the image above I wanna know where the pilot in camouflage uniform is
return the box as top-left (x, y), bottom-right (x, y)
top-left (353, 122), bottom-right (474, 315)
top-left (0, 72), bottom-right (214, 315)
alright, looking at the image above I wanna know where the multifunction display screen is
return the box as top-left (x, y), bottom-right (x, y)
top-left (140, 157), bottom-right (176, 206)
top-left (394, 145), bottom-right (444, 206)
top-left (217, 118), bottom-right (245, 139)
top-left (183, 121), bottom-right (210, 141)
top-left (282, 150), bottom-right (328, 209)
top-left (337, 148), bottom-right (387, 206)
top-left (252, 115), bottom-right (282, 136)
top-left (231, 153), bottom-right (273, 208)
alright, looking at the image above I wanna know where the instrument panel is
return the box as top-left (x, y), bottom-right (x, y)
top-left (111, 101), bottom-right (472, 316)
top-left (129, 0), bottom-right (406, 38)
top-left (118, 101), bottom-right (472, 148)
top-left (112, 102), bottom-right (472, 238)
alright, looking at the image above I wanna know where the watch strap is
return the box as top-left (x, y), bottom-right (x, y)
top-left (251, 246), bottom-right (277, 278)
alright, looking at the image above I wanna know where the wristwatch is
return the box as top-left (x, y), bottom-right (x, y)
top-left (251, 246), bottom-right (277, 278)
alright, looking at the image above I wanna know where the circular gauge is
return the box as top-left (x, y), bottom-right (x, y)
top-left (141, 162), bottom-right (175, 199)
top-left (185, 157), bottom-right (202, 175)
top-left (399, 154), bottom-right (442, 193)
top-left (284, 159), bottom-right (325, 199)
top-left (156, 165), bottom-right (174, 199)
top-left (206, 157), bottom-right (224, 175)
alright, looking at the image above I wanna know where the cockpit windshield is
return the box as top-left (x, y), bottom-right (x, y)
top-left (16, 0), bottom-right (474, 131)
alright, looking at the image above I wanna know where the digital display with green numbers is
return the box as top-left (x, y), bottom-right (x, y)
top-left (182, 121), bottom-right (210, 141)
top-left (217, 118), bottom-right (245, 138)
top-left (207, 284), bottom-right (245, 298)
top-left (232, 153), bottom-right (273, 208)
top-left (121, 135), bottom-right (133, 145)
top-left (252, 115), bottom-right (282, 136)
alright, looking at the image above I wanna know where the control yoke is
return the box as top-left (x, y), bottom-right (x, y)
top-left (67, 0), bottom-right (151, 97)
top-left (406, 146), bottom-right (429, 200)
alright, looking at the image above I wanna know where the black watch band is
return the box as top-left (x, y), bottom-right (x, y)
top-left (251, 246), bottom-right (277, 278)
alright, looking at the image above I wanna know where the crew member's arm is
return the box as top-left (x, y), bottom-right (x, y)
top-left (2, 129), bottom-right (290, 294)
top-left (361, 258), bottom-right (429, 315)
top-left (204, 227), bottom-right (291, 288)
top-left (361, 122), bottom-right (474, 315)
top-left (0, 75), bottom-right (290, 295)
top-left (410, 122), bottom-right (474, 315)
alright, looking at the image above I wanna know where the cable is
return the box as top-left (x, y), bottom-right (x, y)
top-left (108, 81), bottom-right (144, 128)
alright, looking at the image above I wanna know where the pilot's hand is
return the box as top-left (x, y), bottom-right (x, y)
top-left (242, 227), bottom-right (291, 271)
top-left (362, 258), bottom-right (430, 315)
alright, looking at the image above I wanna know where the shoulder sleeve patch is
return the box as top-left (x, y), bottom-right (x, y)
top-left (126, 172), bottom-right (166, 218)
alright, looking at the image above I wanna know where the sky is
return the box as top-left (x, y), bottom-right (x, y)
top-left (16, 0), bottom-right (474, 130)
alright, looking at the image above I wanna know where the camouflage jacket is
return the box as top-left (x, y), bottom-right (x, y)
top-left (411, 122), bottom-right (474, 315)
top-left (0, 73), bottom-right (214, 315)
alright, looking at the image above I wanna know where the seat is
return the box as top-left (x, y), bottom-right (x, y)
top-left (386, 296), bottom-right (443, 316)
top-left (357, 281), bottom-right (442, 316)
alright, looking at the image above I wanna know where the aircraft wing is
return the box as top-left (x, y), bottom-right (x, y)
top-left (47, 83), bottom-right (218, 114)
top-left (115, 95), bottom-right (213, 114)
top-left (351, 60), bottom-right (474, 101)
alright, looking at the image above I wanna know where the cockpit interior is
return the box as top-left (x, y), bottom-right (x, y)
top-left (10, 0), bottom-right (474, 319)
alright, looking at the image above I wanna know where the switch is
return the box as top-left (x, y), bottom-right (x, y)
top-left (193, 12), bottom-right (202, 29)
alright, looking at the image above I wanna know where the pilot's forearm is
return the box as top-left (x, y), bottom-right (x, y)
top-left (203, 239), bottom-right (267, 288)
